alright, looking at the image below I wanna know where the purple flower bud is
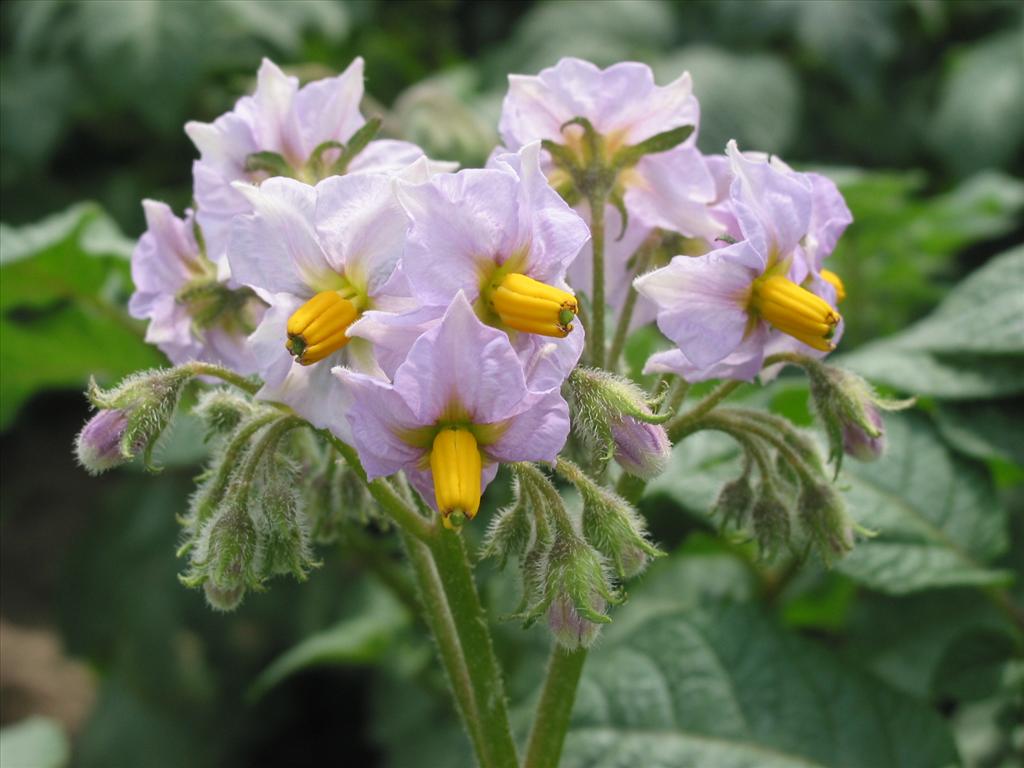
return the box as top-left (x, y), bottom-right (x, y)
top-left (75, 409), bottom-right (131, 475)
top-left (548, 594), bottom-right (605, 650)
top-left (611, 416), bottom-right (671, 479)
top-left (842, 405), bottom-right (885, 462)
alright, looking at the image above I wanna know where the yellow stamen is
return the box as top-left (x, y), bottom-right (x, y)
top-left (750, 275), bottom-right (841, 352)
top-left (820, 269), bottom-right (846, 302)
top-left (286, 291), bottom-right (359, 365)
top-left (430, 427), bottom-right (482, 528)
top-left (489, 273), bottom-right (577, 337)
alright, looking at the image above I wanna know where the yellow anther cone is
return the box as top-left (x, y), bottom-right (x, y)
top-left (490, 273), bottom-right (577, 338)
top-left (430, 428), bottom-right (482, 528)
top-left (286, 291), bottom-right (359, 365)
top-left (751, 275), bottom-right (841, 352)
top-left (820, 269), bottom-right (846, 302)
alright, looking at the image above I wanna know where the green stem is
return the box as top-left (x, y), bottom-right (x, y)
top-left (185, 361), bottom-right (261, 395)
top-left (400, 531), bottom-right (488, 762)
top-left (522, 646), bottom-right (588, 768)
top-left (589, 198), bottom-right (607, 368)
top-left (428, 531), bottom-right (520, 768)
top-left (606, 236), bottom-right (657, 372)
top-left (667, 380), bottom-right (744, 442)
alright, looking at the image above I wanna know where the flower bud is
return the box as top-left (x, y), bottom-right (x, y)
top-left (712, 473), bottom-right (754, 530)
top-left (806, 363), bottom-right (912, 474)
top-left (85, 367), bottom-right (192, 470)
top-left (257, 459), bottom-right (315, 580)
top-left (203, 581), bottom-right (246, 612)
top-left (193, 388), bottom-right (255, 437)
top-left (797, 482), bottom-right (855, 562)
top-left (480, 477), bottom-right (536, 568)
top-left (751, 483), bottom-right (792, 557)
top-left (842, 404), bottom-right (885, 462)
top-left (75, 409), bottom-right (135, 474)
top-left (610, 416), bottom-right (671, 480)
top-left (183, 494), bottom-right (261, 609)
top-left (548, 593), bottom-right (605, 650)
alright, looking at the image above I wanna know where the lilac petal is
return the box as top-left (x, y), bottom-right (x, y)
top-left (803, 172), bottom-right (853, 271)
top-left (634, 242), bottom-right (762, 368)
top-left (392, 292), bottom-right (529, 425)
top-left (513, 322), bottom-right (585, 394)
top-left (247, 294), bottom-right (303, 388)
top-left (292, 57), bottom-right (365, 160)
top-left (250, 58), bottom-right (303, 164)
top-left (191, 160), bottom-right (251, 265)
top-left (314, 173), bottom-right (408, 297)
top-left (130, 201), bottom-right (197, 298)
top-left (625, 147), bottom-right (719, 239)
top-left (643, 326), bottom-right (767, 382)
top-left (398, 169), bottom-right (520, 305)
top-left (260, 350), bottom-right (354, 442)
top-left (348, 139), bottom-right (439, 175)
top-left (228, 178), bottom-right (334, 295)
top-left (334, 368), bottom-right (425, 479)
top-left (727, 140), bottom-right (812, 258)
top-left (488, 143), bottom-right (591, 284)
top-left (347, 305), bottom-right (443, 381)
top-left (487, 386), bottom-right (570, 464)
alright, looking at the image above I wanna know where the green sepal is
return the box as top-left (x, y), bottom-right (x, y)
top-left (245, 150), bottom-right (294, 178)
top-left (611, 124), bottom-right (694, 169)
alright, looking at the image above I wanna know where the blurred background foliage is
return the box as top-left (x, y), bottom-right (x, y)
top-left (1, 2), bottom-right (1022, 767)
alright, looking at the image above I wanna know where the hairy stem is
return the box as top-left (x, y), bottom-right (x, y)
top-left (523, 646), bottom-right (588, 768)
top-left (668, 380), bottom-right (745, 442)
top-left (589, 198), bottom-right (607, 368)
top-left (428, 531), bottom-right (520, 768)
top-left (186, 361), bottom-right (261, 395)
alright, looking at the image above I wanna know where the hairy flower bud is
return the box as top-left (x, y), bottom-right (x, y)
top-left (842, 404), bottom-right (885, 462)
top-left (712, 473), bottom-right (755, 530)
top-left (203, 581), bottom-right (246, 612)
top-left (480, 477), bottom-right (536, 568)
top-left (258, 458), bottom-right (315, 580)
top-left (193, 388), bottom-right (255, 437)
top-left (751, 483), bottom-right (792, 557)
top-left (184, 495), bottom-right (261, 609)
top-left (610, 416), bottom-right (671, 480)
top-left (75, 409), bottom-right (136, 474)
top-left (548, 593), bottom-right (605, 650)
top-left (807, 363), bottom-right (912, 474)
top-left (84, 367), bottom-right (193, 470)
top-left (568, 367), bottom-right (670, 471)
top-left (798, 481), bottom-right (855, 562)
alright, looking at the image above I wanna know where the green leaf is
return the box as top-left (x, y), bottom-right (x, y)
top-left (837, 412), bottom-right (1011, 593)
top-left (930, 32), bottom-right (1024, 177)
top-left (0, 718), bottom-right (69, 768)
top-left (248, 582), bottom-right (410, 700)
top-left (933, 398), bottom-right (1024, 466)
top-left (0, 203), bottom-right (162, 428)
top-left (562, 602), bottom-right (959, 768)
top-left (839, 246), bottom-right (1024, 398)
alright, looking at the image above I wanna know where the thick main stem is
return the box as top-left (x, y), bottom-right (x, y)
top-left (428, 531), bottom-right (520, 768)
top-left (523, 646), bottom-right (588, 768)
top-left (589, 198), bottom-right (607, 368)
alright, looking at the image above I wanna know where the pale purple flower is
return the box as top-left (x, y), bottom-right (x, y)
top-left (129, 200), bottom-right (262, 373)
top-left (75, 409), bottom-right (131, 475)
top-left (335, 293), bottom-right (570, 518)
top-left (226, 173), bottom-right (414, 439)
top-left (366, 143), bottom-right (590, 392)
top-left (499, 57), bottom-right (720, 240)
top-left (186, 58), bottom-right (439, 263)
top-left (635, 141), bottom-right (845, 382)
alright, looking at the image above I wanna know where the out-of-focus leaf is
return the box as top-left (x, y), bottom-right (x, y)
top-left (0, 204), bottom-right (161, 428)
top-left (248, 583), bottom-right (410, 700)
top-left (0, 717), bottom-right (69, 768)
top-left (655, 47), bottom-right (800, 155)
top-left (930, 32), bottom-right (1024, 176)
top-left (0, 61), bottom-right (75, 183)
top-left (844, 589), bottom-right (1011, 699)
top-left (934, 398), bottom-right (1024, 466)
top-left (951, 660), bottom-right (1024, 768)
top-left (562, 602), bottom-right (959, 768)
top-left (934, 630), bottom-right (1019, 702)
top-left (837, 412), bottom-right (1011, 593)
top-left (219, 0), bottom-right (349, 52)
top-left (840, 246), bottom-right (1024, 398)
top-left (503, 0), bottom-right (675, 74)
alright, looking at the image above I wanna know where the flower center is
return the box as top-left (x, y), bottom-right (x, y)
top-left (430, 427), bottom-right (482, 529)
top-left (488, 273), bottom-right (578, 338)
top-left (286, 291), bottom-right (359, 365)
top-left (750, 275), bottom-right (841, 352)
top-left (820, 269), bottom-right (846, 302)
